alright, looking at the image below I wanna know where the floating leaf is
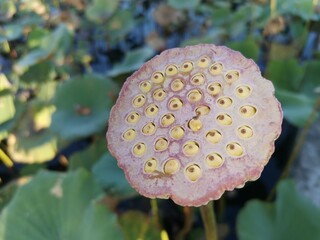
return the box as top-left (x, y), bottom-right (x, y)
top-left (237, 180), bottom-right (320, 240)
top-left (51, 74), bottom-right (118, 140)
top-left (0, 170), bottom-right (124, 240)
top-left (92, 152), bottom-right (137, 198)
top-left (228, 37), bottom-right (259, 61)
top-left (86, 0), bottom-right (119, 22)
top-left (168, 0), bottom-right (200, 9)
top-left (108, 47), bottom-right (154, 77)
top-left (119, 211), bottom-right (162, 240)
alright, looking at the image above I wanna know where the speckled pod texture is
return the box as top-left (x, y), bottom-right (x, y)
top-left (107, 44), bottom-right (283, 207)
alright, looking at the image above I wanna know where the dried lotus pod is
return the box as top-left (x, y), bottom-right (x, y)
top-left (106, 44), bottom-right (283, 207)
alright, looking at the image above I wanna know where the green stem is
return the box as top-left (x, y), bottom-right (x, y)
top-left (150, 199), bottom-right (160, 227)
top-left (200, 201), bottom-right (218, 240)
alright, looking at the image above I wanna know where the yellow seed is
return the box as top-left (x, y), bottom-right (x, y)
top-left (126, 112), bottom-right (140, 124)
top-left (161, 113), bottom-right (175, 127)
top-left (133, 142), bottom-right (146, 156)
top-left (144, 158), bottom-right (158, 173)
top-left (195, 105), bottom-right (210, 116)
top-left (206, 130), bottom-right (222, 144)
top-left (171, 79), bottom-right (185, 91)
top-left (187, 89), bottom-right (202, 102)
top-left (139, 81), bottom-right (152, 93)
top-left (180, 61), bottom-right (193, 73)
top-left (191, 73), bottom-right (205, 85)
top-left (209, 62), bottom-right (223, 75)
top-left (132, 94), bottom-right (146, 108)
top-left (206, 153), bottom-right (224, 168)
top-left (198, 56), bottom-right (210, 68)
top-left (155, 138), bottom-right (169, 151)
top-left (145, 104), bottom-right (159, 117)
top-left (165, 64), bottom-right (178, 76)
top-left (168, 97), bottom-right (183, 111)
top-left (216, 113), bottom-right (232, 125)
top-left (207, 83), bottom-right (222, 96)
top-left (225, 70), bottom-right (240, 83)
top-left (238, 125), bottom-right (253, 139)
top-left (239, 105), bottom-right (257, 118)
top-left (226, 142), bottom-right (244, 156)
top-left (169, 126), bottom-right (185, 140)
top-left (151, 72), bottom-right (165, 84)
top-left (188, 119), bottom-right (202, 132)
top-left (183, 141), bottom-right (199, 156)
top-left (153, 88), bottom-right (166, 101)
top-left (236, 85), bottom-right (251, 98)
top-left (185, 164), bottom-right (201, 181)
top-left (164, 158), bottom-right (179, 174)
top-left (217, 97), bottom-right (233, 108)
top-left (122, 129), bottom-right (136, 141)
top-left (142, 122), bottom-right (157, 135)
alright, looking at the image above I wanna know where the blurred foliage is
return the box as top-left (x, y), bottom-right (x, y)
top-left (0, 0), bottom-right (319, 239)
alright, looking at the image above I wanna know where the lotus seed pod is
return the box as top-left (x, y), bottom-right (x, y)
top-left (107, 44), bottom-right (282, 207)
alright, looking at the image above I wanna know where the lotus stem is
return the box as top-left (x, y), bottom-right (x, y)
top-left (200, 201), bottom-right (218, 240)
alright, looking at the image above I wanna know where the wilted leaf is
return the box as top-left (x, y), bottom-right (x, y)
top-left (108, 47), bottom-right (154, 77)
top-left (92, 152), bottom-right (137, 198)
top-left (237, 180), bottom-right (320, 240)
top-left (51, 74), bottom-right (118, 140)
top-left (0, 170), bottom-right (124, 240)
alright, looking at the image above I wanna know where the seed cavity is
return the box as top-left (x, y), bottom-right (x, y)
top-left (144, 158), bottom-right (158, 173)
top-left (207, 83), bottom-right (222, 96)
top-left (133, 142), bottom-right (146, 157)
top-left (153, 88), bottom-right (166, 101)
top-left (161, 113), bottom-right (175, 127)
top-left (187, 89), bottom-right (202, 102)
top-left (185, 164), bottom-right (201, 181)
top-left (217, 97), bottom-right (233, 108)
top-left (191, 73), bottom-right (205, 85)
top-left (171, 79), bottom-right (185, 91)
top-left (206, 153), bottom-right (224, 168)
top-left (206, 130), bottom-right (222, 144)
top-left (239, 105), bottom-right (257, 118)
top-left (195, 105), bottom-right (210, 116)
top-left (165, 64), bottom-right (178, 76)
top-left (216, 113), bottom-right (232, 125)
top-left (236, 85), bottom-right (251, 98)
top-left (132, 94), bottom-right (146, 108)
top-left (145, 104), bottom-right (159, 117)
top-left (163, 158), bottom-right (180, 174)
top-left (139, 81), bottom-right (152, 93)
top-left (151, 72), bottom-right (165, 84)
top-left (126, 112), bottom-right (140, 124)
top-left (238, 125), bottom-right (253, 139)
top-left (168, 97), bottom-right (183, 111)
top-left (170, 126), bottom-right (185, 140)
top-left (209, 62), bottom-right (223, 75)
top-left (188, 119), bottom-right (202, 132)
top-left (225, 70), bottom-right (240, 83)
top-left (226, 142), bottom-right (244, 156)
top-left (142, 122), bottom-right (157, 135)
top-left (198, 56), bottom-right (210, 68)
top-left (154, 137), bottom-right (169, 151)
top-left (122, 129), bottom-right (136, 141)
top-left (183, 141), bottom-right (199, 156)
top-left (180, 61), bottom-right (193, 73)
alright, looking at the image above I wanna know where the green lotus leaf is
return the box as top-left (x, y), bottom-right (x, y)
top-left (277, 0), bottom-right (318, 21)
top-left (51, 74), bottom-right (118, 140)
top-left (0, 0), bottom-right (16, 21)
top-left (168, 0), bottom-right (200, 9)
top-left (14, 49), bottom-right (50, 75)
top-left (27, 27), bottom-right (50, 49)
top-left (92, 152), bottom-right (137, 198)
top-left (119, 211), bottom-right (162, 240)
top-left (20, 60), bottom-right (56, 84)
top-left (237, 180), bottom-right (320, 240)
top-left (0, 169), bottom-right (124, 240)
top-left (69, 138), bottom-right (107, 170)
top-left (228, 37), bottom-right (259, 61)
top-left (0, 23), bottom-right (23, 43)
top-left (86, 0), bottom-right (119, 22)
top-left (107, 47), bottom-right (154, 77)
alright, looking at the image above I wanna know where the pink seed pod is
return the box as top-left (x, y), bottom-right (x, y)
top-left (106, 44), bottom-right (283, 207)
